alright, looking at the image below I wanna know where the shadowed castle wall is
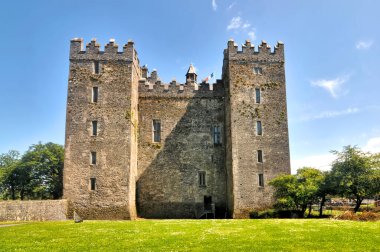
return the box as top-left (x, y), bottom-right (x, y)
top-left (137, 83), bottom-right (226, 218)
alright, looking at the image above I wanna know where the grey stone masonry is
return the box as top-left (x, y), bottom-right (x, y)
top-left (63, 38), bottom-right (290, 219)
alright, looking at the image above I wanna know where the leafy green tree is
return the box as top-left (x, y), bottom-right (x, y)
top-left (316, 171), bottom-right (337, 217)
top-left (0, 142), bottom-right (64, 200)
top-left (331, 145), bottom-right (380, 212)
top-left (269, 167), bottom-right (324, 217)
top-left (0, 150), bottom-right (21, 199)
top-left (22, 142), bottom-right (64, 199)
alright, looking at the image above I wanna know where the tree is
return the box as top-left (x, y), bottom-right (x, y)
top-left (316, 171), bottom-right (337, 217)
top-left (331, 145), bottom-right (380, 212)
top-left (0, 142), bottom-right (64, 200)
top-left (269, 167), bottom-right (324, 217)
top-left (22, 142), bottom-right (64, 199)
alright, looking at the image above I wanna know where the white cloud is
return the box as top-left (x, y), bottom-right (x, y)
top-left (227, 16), bottom-right (251, 31)
top-left (227, 16), bottom-right (242, 30)
top-left (301, 107), bottom-right (359, 121)
top-left (291, 153), bottom-right (335, 174)
top-left (356, 40), bottom-right (374, 50)
top-left (242, 23), bottom-right (251, 29)
top-left (363, 137), bottom-right (380, 153)
top-left (212, 0), bottom-right (217, 11)
top-left (248, 31), bottom-right (256, 41)
top-left (310, 75), bottom-right (349, 98)
top-left (227, 2), bottom-right (236, 10)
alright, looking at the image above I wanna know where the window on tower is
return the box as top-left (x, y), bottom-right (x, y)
top-left (257, 150), bottom-right (263, 163)
top-left (94, 61), bottom-right (100, 74)
top-left (91, 151), bottom-right (97, 165)
top-left (255, 88), bottom-right (261, 104)
top-left (92, 87), bottom-right (98, 103)
top-left (258, 174), bottom-right (264, 187)
top-left (199, 171), bottom-right (206, 187)
top-left (90, 178), bottom-right (96, 191)
top-left (92, 121), bottom-right (98, 136)
top-left (256, 121), bottom-right (262, 136)
top-left (253, 67), bottom-right (262, 75)
top-left (213, 126), bottom-right (221, 145)
top-left (153, 120), bottom-right (161, 142)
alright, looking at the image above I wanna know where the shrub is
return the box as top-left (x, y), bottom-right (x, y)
top-left (358, 211), bottom-right (380, 221)
top-left (335, 211), bottom-right (358, 221)
top-left (335, 211), bottom-right (380, 221)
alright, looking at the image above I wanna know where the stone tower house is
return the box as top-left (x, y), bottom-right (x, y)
top-left (63, 38), bottom-right (290, 219)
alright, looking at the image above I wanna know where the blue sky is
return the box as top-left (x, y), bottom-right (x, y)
top-left (1, 0), bottom-right (379, 173)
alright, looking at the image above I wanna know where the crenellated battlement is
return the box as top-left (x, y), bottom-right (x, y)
top-left (69, 38), bottom-right (139, 63)
top-left (139, 77), bottom-right (224, 98)
top-left (138, 66), bottom-right (224, 98)
top-left (224, 39), bottom-right (284, 62)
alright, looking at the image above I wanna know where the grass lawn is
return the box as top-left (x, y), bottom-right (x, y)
top-left (0, 219), bottom-right (379, 251)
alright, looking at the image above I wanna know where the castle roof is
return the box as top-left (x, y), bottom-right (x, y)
top-left (186, 64), bottom-right (197, 76)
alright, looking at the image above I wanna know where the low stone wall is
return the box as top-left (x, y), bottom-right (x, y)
top-left (0, 200), bottom-right (68, 221)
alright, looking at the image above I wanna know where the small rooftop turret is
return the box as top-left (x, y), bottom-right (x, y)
top-left (186, 64), bottom-right (197, 84)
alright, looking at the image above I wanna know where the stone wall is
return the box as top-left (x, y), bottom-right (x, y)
top-left (224, 40), bottom-right (291, 218)
top-left (63, 38), bottom-right (290, 219)
top-left (0, 200), bottom-right (68, 221)
top-left (63, 39), bottom-right (139, 219)
top-left (137, 82), bottom-right (227, 218)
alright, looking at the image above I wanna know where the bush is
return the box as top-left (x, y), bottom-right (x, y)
top-left (358, 211), bottom-right (380, 221)
top-left (335, 211), bottom-right (358, 221)
top-left (335, 211), bottom-right (380, 221)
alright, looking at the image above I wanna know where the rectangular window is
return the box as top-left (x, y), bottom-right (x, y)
top-left (153, 120), bottom-right (161, 142)
top-left (94, 61), bottom-right (100, 74)
top-left (254, 67), bottom-right (262, 75)
top-left (90, 178), bottom-right (96, 190)
top-left (91, 152), bottom-right (97, 165)
top-left (256, 121), bottom-right (262, 136)
top-left (257, 150), bottom-right (263, 163)
top-left (92, 121), bottom-right (98, 136)
top-left (92, 87), bottom-right (98, 103)
top-left (255, 88), bottom-right (261, 104)
top-left (213, 126), bottom-right (221, 145)
top-left (259, 174), bottom-right (264, 187)
top-left (199, 171), bottom-right (206, 186)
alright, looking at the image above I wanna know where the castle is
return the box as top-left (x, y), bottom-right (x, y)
top-left (63, 38), bottom-right (290, 219)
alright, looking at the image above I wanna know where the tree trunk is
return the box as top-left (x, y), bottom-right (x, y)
top-left (319, 194), bottom-right (326, 217)
top-left (301, 205), bottom-right (307, 218)
top-left (354, 197), bottom-right (363, 213)
top-left (307, 204), bottom-right (312, 217)
top-left (11, 186), bottom-right (15, 200)
top-left (20, 188), bottom-right (24, 200)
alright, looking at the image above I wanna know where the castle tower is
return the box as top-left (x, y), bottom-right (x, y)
top-left (63, 38), bottom-right (140, 219)
top-left (223, 39), bottom-right (291, 218)
top-left (186, 64), bottom-right (197, 83)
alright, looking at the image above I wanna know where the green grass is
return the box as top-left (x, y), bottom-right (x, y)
top-left (0, 219), bottom-right (379, 251)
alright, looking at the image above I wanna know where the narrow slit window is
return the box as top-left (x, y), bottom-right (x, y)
top-left (259, 174), bottom-right (264, 187)
top-left (90, 178), bottom-right (96, 190)
top-left (91, 152), bottom-right (97, 165)
top-left (153, 120), bottom-right (161, 142)
top-left (257, 150), bottom-right (263, 163)
top-left (92, 87), bottom-right (98, 103)
top-left (92, 121), bottom-right (98, 136)
top-left (199, 171), bottom-right (206, 186)
top-left (256, 121), bottom-right (262, 136)
top-left (255, 88), bottom-right (261, 104)
top-left (94, 61), bottom-right (100, 74)
top-left (213, 126), bottom-right (221, 145)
